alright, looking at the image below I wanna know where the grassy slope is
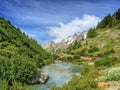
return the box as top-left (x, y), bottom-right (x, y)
top-left (0, 17), bottom-right (51, 66)
top-left (82, 25), bottom-right (120, 57)
top-left (60, 23), bottom-right (120, 59)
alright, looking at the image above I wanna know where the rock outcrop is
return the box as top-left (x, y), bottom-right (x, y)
top-left (27, 72), bottom-right (49, 84)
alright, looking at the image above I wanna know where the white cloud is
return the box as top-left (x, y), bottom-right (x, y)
top-left (47, 14), bottom-right (101, 42)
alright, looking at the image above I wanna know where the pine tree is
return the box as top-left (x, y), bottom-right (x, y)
top-left (87, 28), bottom-right (97, 38)
top-left (97, 14), bottom-right (112, 29)
top-left (113, 9), bottom-right (120, 20)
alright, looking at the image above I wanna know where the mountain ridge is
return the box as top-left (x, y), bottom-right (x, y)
top-left (43, 32), bottom-right (87, 50)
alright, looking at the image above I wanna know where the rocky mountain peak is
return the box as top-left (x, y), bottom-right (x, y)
top-left (43, 32), bottom-right (87, 50)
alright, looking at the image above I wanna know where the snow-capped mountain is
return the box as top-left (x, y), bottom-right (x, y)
top-left (43, 32), bottom-right (87, 50)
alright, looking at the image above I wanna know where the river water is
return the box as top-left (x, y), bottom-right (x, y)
top-left (33, 63), bottom-right (82, 90)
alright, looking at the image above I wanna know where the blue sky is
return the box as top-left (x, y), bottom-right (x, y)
top-left (0, 0), bottom-right (120, 44)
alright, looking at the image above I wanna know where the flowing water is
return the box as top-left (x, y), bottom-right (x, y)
top-left (33, 62), bottom-right (82, 90)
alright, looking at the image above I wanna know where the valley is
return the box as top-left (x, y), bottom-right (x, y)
top-left (0, 4), bottom-right (120, 90)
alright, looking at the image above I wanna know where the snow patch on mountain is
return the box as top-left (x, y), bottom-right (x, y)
top-left (43, 32), bottom-right (87, 49)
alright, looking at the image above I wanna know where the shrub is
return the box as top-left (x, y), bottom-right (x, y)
top-left (77, 48), bottom-right (87, 56)
top-left (96, 49), bottom-right (115, 57)
top-left (0, 56), bottom-right (38, 84)
top-left (104, 49), bottom-right (115, 55)
top-left (81, 64), bottom-right (90, 75)
top-left (88, 46), bottom-right (99, 53)
top-left (73, 55), bottom-right (80, 59)
top-left (87, 28), bottom-right (97, 38)
top-left (98, 68), bottom-right (120, 82)
top-left (0, 80), bottom-right (32, 90)
top-left (94, 57), bottom-right (119, 67)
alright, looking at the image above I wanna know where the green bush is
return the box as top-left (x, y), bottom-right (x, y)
top-left (51, 78), bottom-right (97, 90)
top-left (94, 57), bottom-right (120, 67)
top-left (0, 79), bottom-right (32, 90)
top-left (0, 80), bottom-right (8, 90)
top-left (87, 28), bottom-right (97, 38)
top-left (77, 48), bottom-right (87, 56)
top-left (98, 68), bottom-right (120, 82)
top-left (81, 64), bottom-right (90, 75)
top-left (88, 46), bottom-right (99, 53)
top-left (96, 49), bottom-right (115, 57)
top-left (0, 56), bottom-right (38, 84)
top-left (73, 55), bottom-right (80, 59)
top-left (104, 49), bottom-right (115, 55)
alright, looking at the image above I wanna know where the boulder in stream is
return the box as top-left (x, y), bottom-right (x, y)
top-left (27, 72), bottom-right (49, 84)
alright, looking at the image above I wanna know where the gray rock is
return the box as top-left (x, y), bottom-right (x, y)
top-left (27, 72), bottom-right (49, 84)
